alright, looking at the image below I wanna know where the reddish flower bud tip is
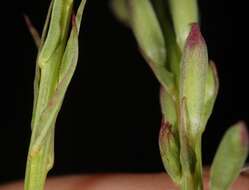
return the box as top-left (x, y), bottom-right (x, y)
top-left (186, 23), bottom-right (205, 48)
top-left (239, 122), bottom-right (249, 146)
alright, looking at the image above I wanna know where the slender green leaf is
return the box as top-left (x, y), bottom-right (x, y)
top-left (129, 0), bottom-right (175, 94)
top-left (111, 0), bottom-right (175, 94)
top-left (40, 0), bottom-right (54, 49)
top-left (152, 0), bottom-right (181, 80)
top-left (24, 15), bottom-right (41, 48)
top-left (31, 22), bottom-right (79, 152)
top-left (129, 0), bottom-right (166, 67)
top-left (60, 0), bottom-right (74, 41)
top-left (60, 0), bottom-right (86, 79)
top-left (38, 0), bottom-right (64, 65)
top-left (30, 0), bottom-right (54, 129)
top-left (169, 0), bottom-right (198, 50)
top-left (76, 0), bottom-right (87, 32)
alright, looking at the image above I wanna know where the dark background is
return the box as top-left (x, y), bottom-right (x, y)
top-left (1, 0), bottom-right (248, 184)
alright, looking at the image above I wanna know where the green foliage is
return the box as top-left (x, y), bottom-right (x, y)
top-left (111, 0), bottom-right (175, 96)
top-left (111, 0), bottom-right (249, 190)
top-left (24, 1), bottom-right (86, 190)
top-left (24, 1), bottom-right (249, 190)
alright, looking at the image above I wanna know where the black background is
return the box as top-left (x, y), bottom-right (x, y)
top-left (1, 0), bottom-right (248, 184)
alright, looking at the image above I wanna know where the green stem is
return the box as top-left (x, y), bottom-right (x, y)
top-left (180, 137), bottom-right (203, 190)
top-left (180, 173), bottom-right (195, 190)
top-left (24, 130), bottom-right (53, 190)
top-left (24, 44), bottom-right (62, 190)
top-left (195, 137), bottom-right (203, 190)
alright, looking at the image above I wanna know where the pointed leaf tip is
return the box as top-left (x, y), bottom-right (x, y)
top-left (23, 14), bottom-right (41, 48)
top-left (24, 14), bottom-right (32, 29)
top-left (76, 0), bottom-right (87, 32)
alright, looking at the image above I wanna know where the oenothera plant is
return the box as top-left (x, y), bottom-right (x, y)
top-left (24, 0), bottom-right (86, 190)
top-left (111, 0), bottom-right (249, 190)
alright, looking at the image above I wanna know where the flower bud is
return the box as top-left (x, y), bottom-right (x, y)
top-left (159, 120), bottom-right (182, 184)
top-left (210, 122), bottom-right (249, 190)
top-left (179, 23), bottom-right (208, 137)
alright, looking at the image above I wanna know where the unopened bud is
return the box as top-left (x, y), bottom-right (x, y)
top-left (179, 23), bottom-right (208, 137)
top-left (210, 122), bottom-right (249, 190)
top-left (159, 120), bottom-right (182, 184)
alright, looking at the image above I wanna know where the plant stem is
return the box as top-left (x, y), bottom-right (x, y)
top-left (181, 174), bottom-right (195, 190)
top-left (24, 132), bottom-right (53, 190)
top-left (195, 137), bottom-right (203, 190)
top-left (181, 138), bottom-right (203, 190)
top-left (23, 1), bottom-right (86, 189)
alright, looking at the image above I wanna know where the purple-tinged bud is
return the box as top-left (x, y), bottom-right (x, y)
top-left (185, 23), bottom-right (205, 49)
top-left (179, 23), bottom-right (209, 138)
top-left (159, 119), bottom-right (182, 184)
